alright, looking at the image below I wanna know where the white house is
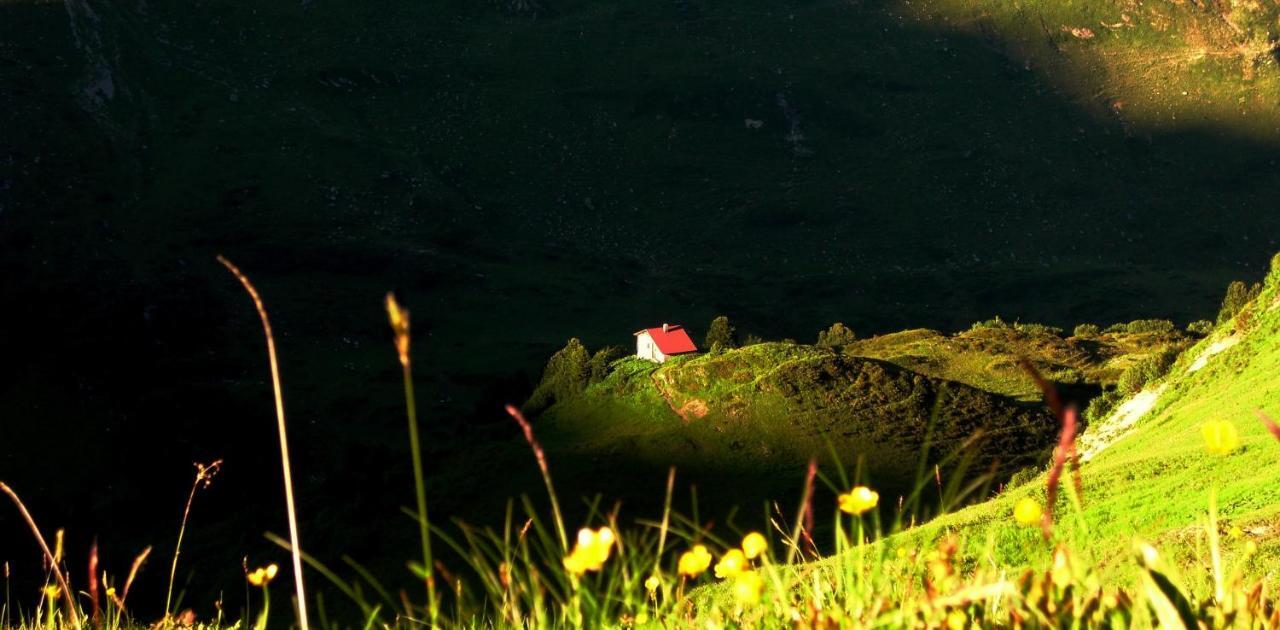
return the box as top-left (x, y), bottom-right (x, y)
top-left (634, 323), bottom-right (698, 363)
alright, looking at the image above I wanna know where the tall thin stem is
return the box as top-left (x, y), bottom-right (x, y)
top-left (164, 460), bottom-right (221, 621)
top-left (0, 482), bottom-right (80, 630)
top-left (217, 255), bottom-right (310, 630)
top-left (385, 293), bottom-right (437, 619)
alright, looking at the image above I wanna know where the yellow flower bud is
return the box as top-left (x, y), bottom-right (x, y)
top-left (1013, 497), bottom-right (1043, 527)
top-left (741, 532), bottom-right (768, 560)
top-left (838, 486), bottom-right (879, 515)
top-left (644, 574), bottom-right (661, 593)
top-left (714, 549), bottom-right (748, 579)
top-left (677, 545), bottom-right (712, 578)
top-left (563, 526), bottom-right (615, 575)
top-left (1201, 420), bottom-right (1240, 456)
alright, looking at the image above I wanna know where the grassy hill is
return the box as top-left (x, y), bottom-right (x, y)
top-left (522, 318), bottom-right (1192, 531)
top-left (871, 252), bottom-right (1280, 584)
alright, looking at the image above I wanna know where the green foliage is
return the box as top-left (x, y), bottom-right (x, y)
top-left (1073, 323), bottom-right (1100, 338)
top-left (589, 345), bottom-right (625, 384)
top-left (524, 338), bottom-right (592, 414)
top-left (970, 316), bottom-right (1010, 331)
top-left (816, 322), bottom-right (857, 347)
top-left (742, 333), bottom-right (766, 347)
top-left (1217, 280), bottom-right (1262, 324)
top-left (1013, 322), bottom-right (1063, 336)
top-left (1116, 347), bottom-right (1180, 394)
top-left (1085, 388), bottom-right (1125, 424)
top-left (1186, 319), bottom-right (1215, 336)
top-left (1004, 464), bottom-right (1040, 491)
top-left (1105, 319), bottom-right (1177, 335)
top-left (703, 315), bottom-right (737, 351)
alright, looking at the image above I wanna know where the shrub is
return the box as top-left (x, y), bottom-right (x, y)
top-left (970, 316), bottom-right (1009, 331)
top-left (523, 338), bottom-right (592, 414)
top-left (1013, 322), bottom-right (1063, 336)
top-left (589, 345), bottom-right (626, 384)
top-left (1005, 465), bottom-right (1040, 491)
top-left (1123, 319), bottom-right (1176, 335)
top-left (816, 322), bottom-right (856, 347)
top-left (1073, 323), bottom-right (1100, 338)
top-left (1217, 280), bottom-right (1262, 324)
top-left (1116, 347), bottom-right (1180, 395)
top-left (742, 333), bottom-right (766, 347)
top-left (1085, 388), bottom-right (1124, 424)
top-left (704, 316), bottom-right (738, 351)
top-left (1185, 320), bottom-right (1215, 336)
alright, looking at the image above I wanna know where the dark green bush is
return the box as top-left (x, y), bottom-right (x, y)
top-left (1217, 280), bottom-right (1262, 324)
top-left (1005, 465), bottom-right (1041, 491)
top-left (524, 337), bottom-right (592, 414)
top-left (1185, 320), bottom-right (1215, 336)
top-left (1123, 319), bottom-right (1176, 335)
top-left (970, 316), bottom-right (1010, 331)
top-left (589, 345), bottom-right (626, 384)
top-left (1073, 323), bottom-right (1101, 338)
top-left (742, 333), bottom-right (766, 347)
top-left (1116, 347), bottom-right (1180, 395)
top-left (816, 322), bottom-right (856, 347)
top-left (1014, 322), bottom-right (1063, 336)
top-left (1085, 388), bottom-right (1124, 424)
top-left (704, 315), bottom-right (738, 351)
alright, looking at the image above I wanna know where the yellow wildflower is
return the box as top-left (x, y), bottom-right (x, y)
top-left (644, 574), bottom-right (661, 594)
top-left (946, 609), bottom-right (967, 630)
top-left (1013, 498), bottom-right (1043, 527)
top-left (565, 528), bottom-right (614, 572)
top-left (732, 571), bottom-right (764, 606)
top-left (563, 526), bottom-right (615, 575)
top-left (1201, 420), bottom-right (1240, 456)
top-left (838, 486), bottom-right (879, 515)
top-left (43, 584), bottom-right (61, 599)
top-left (677, 545), bottom-right (712, 578)
top-left (714, 548), bottom-right (748, 579)
top-left (247, 564), bottom-right (279, 587)
top-left (741, 532), bottom-right (768, 560)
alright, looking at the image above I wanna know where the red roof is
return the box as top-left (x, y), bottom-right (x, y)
top-left (638, 324), bottom-right (698, 355)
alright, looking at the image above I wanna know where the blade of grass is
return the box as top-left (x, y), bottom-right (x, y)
top-left (385, 292), bottom-right (437, 619)
top-left (217, 255), bottom-right (310, 630)
top-left (0, 482), bottom-right (80, 630)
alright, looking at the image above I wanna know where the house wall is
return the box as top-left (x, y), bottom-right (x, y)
top-left (636, 333), bottom-right (667, 363)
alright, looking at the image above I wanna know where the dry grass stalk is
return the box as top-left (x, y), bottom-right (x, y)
top-left (0, 481), bottom-right (81, 629)
top-left (88, 539), bottom-right (100, 621)
top-left (785, 458), bottom-right (818, 565)
top-left (505, 404), bottom-right (568, 550)
top-left (216, 254), bottom-right (311, 630)
top-left (119, 545), bottom-right (152, 609)
top-left (164, 459), bottom-right (222, 621)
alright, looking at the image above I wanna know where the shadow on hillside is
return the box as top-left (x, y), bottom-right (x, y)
top-left (2, 0), bottom-right (1280, 618)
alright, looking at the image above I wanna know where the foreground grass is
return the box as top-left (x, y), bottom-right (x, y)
top-left (4, 256), bottom-right (1280, 628)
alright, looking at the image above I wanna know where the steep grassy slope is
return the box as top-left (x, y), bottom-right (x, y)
top-left (529, 324), bottom-right (1188, 530)
top-left (867, 254), bottom-right (1280, 585)
top-left (846, 323), bottom-right (1191, 401)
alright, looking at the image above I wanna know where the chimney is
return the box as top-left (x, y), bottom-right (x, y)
top-left (662, 323), bottom-right (670, 333)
